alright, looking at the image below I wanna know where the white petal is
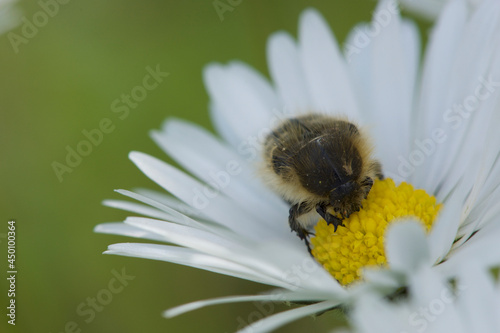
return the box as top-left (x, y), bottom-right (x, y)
top-left (237, 300), bottom-right (340, 333)
top-left (344, 23), bottom-right (376, 126)
top-left (435, 222), bottom-right (500, 277)
top-left (203, 62), bottom-right (279, 144)
top-left (105, 243), bottom-right (290, 288)
top-left (267, 31), bottom-right (311, 114)
top-left (346, 1), bottom-right (418, 175)
top-left (209, 101), bottom-right (241, 145)
top-left (399, 0), bottom-right (446, 20)
top-left (408, 267), bottom-right (463, 333)
top-left (458, 184), bottom-right (500, 243)
top-left (369, 6), bottom-right (416, 172)
top-left (417, 0), bottom-right (467, 134)
top-left (475, 155), bottom-right (500, 206)
top-left (408, 266), bottom-right (447, 304)
top-left (128, 151), bottom-right (276, 239)
top-left (456, 263), bottom-right (500, 332)
top-left (385, 220), bottom-right (430, 274)
top-left (401, 19), bottom-right (420, 116)
top-left (123, 217), bottom-right (241, 254)
top-left (95, 222), bottom-right (167, 242)
top-left (445, 50), bottom-right (500, 217)
top-left (427, 180), bottom-right (468, 264)
top-left (298, 8), bottom-right (359, 118)
top-left (103, 199), bottom-right (175, 221)
top-left (438, 77), bottom-right (500, 202)
top-left (351, 294), bottom-right (406, 333)
top-left (473, 113), bottom-right (500, 207)
top-left (114, 189), bottom-right (213, 231)
top-left (419, 0), bottom-right (500, 194)
top-left (133, 187), bottom-right (210, 221)
top-left (164, 289), bottom-right (330, 318)
top-left (446, 0), bottom-right (500, 101)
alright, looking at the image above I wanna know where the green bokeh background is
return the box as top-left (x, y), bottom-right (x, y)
top-left (1, 1), bottom-right (430, 332)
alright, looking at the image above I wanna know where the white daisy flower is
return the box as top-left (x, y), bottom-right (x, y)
top-left (337, 222), bottom-right (500, 333)
top-left (0, 0), bottom-right (21, 35)
top-left (96, 0), bottom-right (500, 331)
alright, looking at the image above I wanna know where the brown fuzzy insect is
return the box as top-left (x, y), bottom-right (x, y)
top-left (261, 113), bottom-right (383, 251)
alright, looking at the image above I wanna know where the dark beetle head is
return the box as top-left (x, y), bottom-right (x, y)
top-left (330, 176), bottom-right (374, 217)
top-left (329, 181), bottom-right (361, 217)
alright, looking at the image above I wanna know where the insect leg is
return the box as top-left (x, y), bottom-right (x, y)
top-left (360, 176), bottom-right (374, 198)
top-left (289, 203), bottom-right (313, 253)
top-left (372, 161), bottom-right (384, 179)
top-left (316, 204), bottom-right (343, 232)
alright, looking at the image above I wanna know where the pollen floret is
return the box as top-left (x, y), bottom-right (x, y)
top-left (311, 178), bottom-right (441, 286)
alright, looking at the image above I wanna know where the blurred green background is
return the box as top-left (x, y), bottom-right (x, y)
top-left (0, 1), bottom-right (429, 332)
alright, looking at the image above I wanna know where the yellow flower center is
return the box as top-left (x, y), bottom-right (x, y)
top-left (311, 178), bottom-right (441, 286)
